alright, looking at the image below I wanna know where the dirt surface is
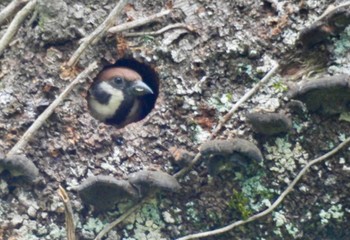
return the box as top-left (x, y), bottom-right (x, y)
top-left (0, 0), bottom-right (349, 239)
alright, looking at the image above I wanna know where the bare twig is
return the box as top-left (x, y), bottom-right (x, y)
top-left (108, 9), bottom-right (172, 34)
top-left (0, 0), bottom-right (29, 27)
top-left (94, 197), bottom-right (149, 240)
top-left (58, 186), bottom-right (76, 240)
top-left (211, 63), bottom-right (280, 139)
top-left (124, 23), bottom-right (193, 37)
top-left (94, 63), bottom-right (280, 239)
top-left (6, 61), bottom-right (98, 157)
top-left (173, 153), bottom-right (202, 179)
top-left (316, 1), bottom-right (350, 22)
top-left (175, 63), bottom-right (280, 178)
top-left (176, 137), bottom-right (350, 240)
top-left (66, 0), bottom-right (128, 67)
top-left (0, 0), bottom-right (36, 56)
top-left (94, 3), bottom-right (350, 239)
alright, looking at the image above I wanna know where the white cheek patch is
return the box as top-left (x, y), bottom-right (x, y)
top-left (88, 82), bottom-right (124, 121)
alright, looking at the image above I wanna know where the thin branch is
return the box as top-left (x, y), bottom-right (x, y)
top-left (94, 3), bottom-right (350, 239)
top-left (108, 9), bottom-right (172, 34)
top-left (316, 1), bottom-right (350, 22)
top-left (176, 137), bottom-right (350, 240)
top-left (0, 0), bottom-right (29, 27)
top-left (66, 0), bottom-right (129, 68)
top-left (211, 63), bottom-right (280, 139)
top-left (173, 153), bottom-right (202, 179)
top-left (124, 23), bottom-right (193, 37)
top-left (94, 197), bottom-right (149, 240)
top-left (94, 63), bottom-right (280, 239)
top-left (0, 0), bottom-right (36, 56)
top-left (58, 186), bottom-right (76, 240)
top-left (6, 61), bottom-right (98, 157)
top-left (175, 63), bottom-right (280, 178)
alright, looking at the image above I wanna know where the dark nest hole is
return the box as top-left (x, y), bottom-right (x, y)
top-left (87, 58), bottom-right (159, 128)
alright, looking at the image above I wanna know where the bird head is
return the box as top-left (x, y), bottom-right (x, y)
top-left (96, 67), bottom-right (153, 96)
top-left (87, 67), bottom-right (154, 126)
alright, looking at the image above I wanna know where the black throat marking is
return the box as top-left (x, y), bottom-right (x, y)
top-left (91, 82), bottom-right (111, 104)
top-left (106, 92), bottom-right (135, 125)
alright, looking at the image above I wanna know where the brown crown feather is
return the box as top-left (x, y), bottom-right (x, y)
top-left (97, 67), bottom-right (142, 82)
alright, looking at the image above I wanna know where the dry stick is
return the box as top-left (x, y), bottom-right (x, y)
top-left (95, 63), bottom-right (280, 240)
top-left (211, 62), bottom-right (280, 140)
top-left (174, 63), bottom-right (280, 179)
top-left (108, 9), bottom-right (172, 34)
top-left (175, 3), bottom-right (350, 238)
top-left (94, 197), bottom-right (149, 240)
top-left (124, 23), bottom-right (192, 37)
top-left (316, 1), bottom-right (350, 22)
top-left (6, 61), bottom-right (98, 157)
top-left (0, 0), bottom-right (36, 55)
top-left (66, 0), bottom-right (129, 68)
top-left (0, 0), bottom-right (29, 27)
top-left (177, 137), bottom-right (350, 240)
top-left (95, 3), bottom-right (350, 239)
top-left (58, 186), bottom-right (76, 240)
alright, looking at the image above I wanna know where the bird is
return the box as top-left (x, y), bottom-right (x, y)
top-left (87, 67), bottom-right (154, 127)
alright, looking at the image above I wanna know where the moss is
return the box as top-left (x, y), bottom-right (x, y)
top-left (38, 14), bottom-right (48, 31)
top-left (240, 173), bottom-right (273, 212)
top-left (227, 189), bottom-right (252, 220)
top-left (272, 80), bottom-right (288, 93)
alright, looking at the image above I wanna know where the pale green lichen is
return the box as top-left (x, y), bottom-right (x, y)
top-left (319, 204), bottom-right (344, 225)
top-left (240, 174), bottom-right (272, 212)
top-left (273, 211), bottom-right (300, 238)
top-left (48, 223), bottom-right (66, 239)
top-left (208, 93), bottom-right (233, 113)
top-left (273, 211), bottom-right (287, 227)
top-left (338, 133), bottom-right (347, 142)
top-left (185, 201), bottom-right (200, 222)
top-left (123, 199), bottom-right (166, 240)
top-left (339, 112), bottom-right (350, 122)
top-left (192, 125), bottom-right (211, 143)
top-left (81, 217), bottom-right (105, 237)
top-left (264, 138), bottom-right (308, 177)
top-left (329, 26), bottom-right (350, 75)
top-left (333, 26), bottom-right (350, 57)
top-left (285, 223), bottom-right (299, 238)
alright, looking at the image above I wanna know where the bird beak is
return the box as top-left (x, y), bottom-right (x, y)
top-left (131, 80), bottom-right (154, 96)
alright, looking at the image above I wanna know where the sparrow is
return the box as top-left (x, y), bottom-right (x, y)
top-left (87, 67), bottom-right (154, 127)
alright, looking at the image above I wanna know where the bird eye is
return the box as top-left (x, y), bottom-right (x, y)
top-left (113, 77), bottom-right (124, 85)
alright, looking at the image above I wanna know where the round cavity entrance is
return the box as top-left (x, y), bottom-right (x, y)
top-left (87, 58), bottom-right (159, 128)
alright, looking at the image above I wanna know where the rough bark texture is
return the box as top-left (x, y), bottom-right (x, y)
top-left (0, 0), bottom-right (349, 239)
